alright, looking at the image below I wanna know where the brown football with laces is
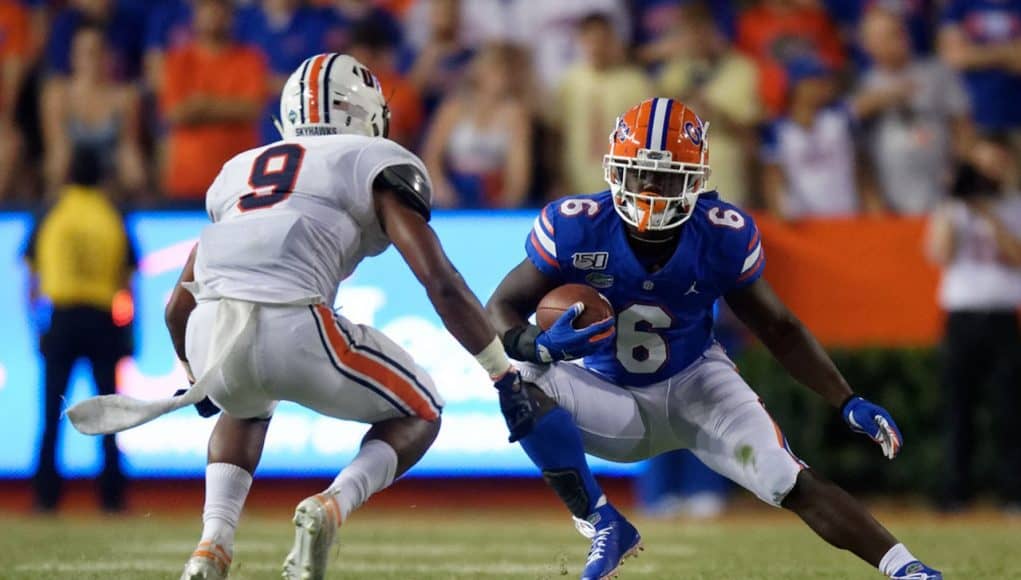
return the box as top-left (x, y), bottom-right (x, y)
top-left (536, 284), bottom-right (615, 330)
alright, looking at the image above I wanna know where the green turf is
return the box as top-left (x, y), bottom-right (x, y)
top-left (1, 509), bottom-right (1018, 579)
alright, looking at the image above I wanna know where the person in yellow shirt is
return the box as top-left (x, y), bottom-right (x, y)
top-left (554, 13), bottom-right (654, 196)
top-left (23, 146), bottom-right (137, 512)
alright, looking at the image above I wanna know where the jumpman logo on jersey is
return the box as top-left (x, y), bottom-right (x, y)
top-left (685, 281), bottom-right (699, 295)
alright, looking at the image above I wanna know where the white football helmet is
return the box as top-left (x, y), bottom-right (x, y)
top-left (276, 53), bottom-right (390, 140)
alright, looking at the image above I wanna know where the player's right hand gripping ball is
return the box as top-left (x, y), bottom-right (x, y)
top-left (841, 396), bottom-right (903, 459)
top-left (534, 303), bottom-right (616, 363)
top-left (493, 371), bottom-right (541, 442)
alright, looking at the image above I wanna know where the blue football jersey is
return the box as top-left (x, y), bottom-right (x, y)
top-left (524, 190), bottom-right (765, 387)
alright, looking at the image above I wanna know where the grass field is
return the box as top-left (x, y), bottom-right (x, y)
top-left (1, 507), bottom-right (1019, 579)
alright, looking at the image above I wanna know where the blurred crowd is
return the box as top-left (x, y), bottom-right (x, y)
top-left (1, 0), bottom-right (1020, 215)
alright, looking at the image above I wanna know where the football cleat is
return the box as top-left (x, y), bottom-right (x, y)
top-left (282, 493), bottom-right (342, 580)
top-left (891, 561), bottom-right (943, 579)
top-left (180, 540), bottom-right (231, 580)
top-left (574, 504), bottom-right (643, 580)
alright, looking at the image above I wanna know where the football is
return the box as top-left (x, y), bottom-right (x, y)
top-left (536, 284), bottom-right (615, 330)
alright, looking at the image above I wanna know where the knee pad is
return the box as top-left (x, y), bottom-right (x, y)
top-left (749, 447), bottom-right (802, 507)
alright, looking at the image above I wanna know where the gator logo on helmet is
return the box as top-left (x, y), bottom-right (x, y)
top-left (683, 121), bottom-right (703, 147)
top-left (614, 117), bottom-right (635, 143)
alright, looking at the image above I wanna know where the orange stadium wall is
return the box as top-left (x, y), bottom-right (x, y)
top-left (752, 214), bottom-right (942, 347)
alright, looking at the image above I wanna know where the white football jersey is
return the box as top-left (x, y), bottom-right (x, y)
top-left (189, 135), bottom-right (431, 306)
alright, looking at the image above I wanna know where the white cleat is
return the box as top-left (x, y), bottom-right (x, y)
top-left (282, 493), bottom-right (343, 580)
top-left (180, 541), bottom-right (231, 580)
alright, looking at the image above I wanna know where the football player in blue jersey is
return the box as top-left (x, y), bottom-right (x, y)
top-left (487, 98), bottom-right (942, 580)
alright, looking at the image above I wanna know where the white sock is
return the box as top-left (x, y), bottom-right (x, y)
top-left (199, 462), bottom-right (253, 551)
top-left (879, 543), bottom-right (917, 576)
top-left (325, 439), bottom-right (398, 522)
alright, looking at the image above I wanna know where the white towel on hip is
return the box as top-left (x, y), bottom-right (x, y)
top-left (66, 299), bottom-right (258, 435)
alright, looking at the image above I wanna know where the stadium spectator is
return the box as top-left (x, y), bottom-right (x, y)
top-left (347, 21), bottom-right (423, 149)
top-left (658, 1), bottom-right (761, 207)
top-left (555, 12), bottom-right (652, 196)
top-left (762, 57), bottom-right (879, 219)
top-left (0, 0), bottom-right (32, 201)
top-left (41, 24), bottom-right (145, 196)
top-left (421, 43), bottom-right (533, 208)
top-left (44, 0), bottom-right (147, 82)
top-left (633, 0), bottom-right (738, 67)
top-left (143, 0), bottom-right (194, 91)
top-left (235, 0), bottom-right (337, 144)
top-left (824, 0), bottom-right (935, 62)
top-left (405, 0), bottom-right (474, 117)
top-left (940, 0), bottom-right (1021, 171)
top-left (324, 0), bottom-right (404, 53)
top-left (23, 146), bottom-right (137, 513)
top-left (736, 0), bottom-right (845, 117)
top-left (926, 160), bottom-right (1021, 512)
top-left (160, 0), bottom-right (266, 201)
top-left (852, 7), bottom-right (972, 215)
top-left (405, 0), bottom-right (630, 94)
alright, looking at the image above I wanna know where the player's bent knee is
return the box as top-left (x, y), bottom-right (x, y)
top-left (748, 447), bottom-right (802, 507)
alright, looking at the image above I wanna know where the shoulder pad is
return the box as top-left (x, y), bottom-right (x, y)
top-left (374, 163), bottom-right (432, 221)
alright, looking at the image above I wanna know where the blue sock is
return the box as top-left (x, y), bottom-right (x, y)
top-left (518, 406), bottom-right (605, 518)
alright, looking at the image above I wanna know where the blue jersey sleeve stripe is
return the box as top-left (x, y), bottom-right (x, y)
top-left (532, 218), bottom-right (557, 258)
top-left (737, 250), bottom-right (765, 283)
top-left (741, 242), bottom-right (763, 274)
top-left (529, 232), bottom-right (559, 269)
top-left (746, 228), bottom-right (760, 251)
top-left (540, 206), bottom-right (556, 237)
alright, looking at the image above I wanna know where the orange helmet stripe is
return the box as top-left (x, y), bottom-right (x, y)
top-left (306, 54), bottom-right (328, 124)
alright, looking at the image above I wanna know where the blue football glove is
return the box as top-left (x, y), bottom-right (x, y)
top-left (494, 370), bottom-right (541, 443)
top-left (841, 396), bottom-right (902, 459)
top-left (534, 303), bottom-right (615, 363)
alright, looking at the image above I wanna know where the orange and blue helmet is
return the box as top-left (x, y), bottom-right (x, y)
top-left (603, 98), bottom-right (711, 232)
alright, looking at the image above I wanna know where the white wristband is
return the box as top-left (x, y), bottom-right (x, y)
top-left (475, 336), bottom-right (512, 379)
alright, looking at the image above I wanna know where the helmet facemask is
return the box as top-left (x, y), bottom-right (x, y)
top-left (604, 143), bottom-right (711, 232)
top-left (327, 95), bottom-right (390, 138)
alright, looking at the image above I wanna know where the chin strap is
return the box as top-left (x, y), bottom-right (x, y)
top-left (628, 232), bottom-right (677, 244)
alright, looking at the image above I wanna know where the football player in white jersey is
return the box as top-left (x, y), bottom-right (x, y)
top-left (158, 54), bottom-right (538, 580)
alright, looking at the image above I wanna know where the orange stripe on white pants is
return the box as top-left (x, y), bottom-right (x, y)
top-left (759, 399), bottom-right (807, 469)
top-left (313, 305), bottom-right (439, 421)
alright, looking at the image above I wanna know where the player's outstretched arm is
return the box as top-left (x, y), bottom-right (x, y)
top-left (163, 243), bottom-right (219, 417)
top-left (725, 278), bottom-right (903, 459)
top-left (375, 188), bottom-right (540, 440)
top-left (375, 188), bottom-right (500, 356)
top-left (166, 243), bottom-right (198, 377)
